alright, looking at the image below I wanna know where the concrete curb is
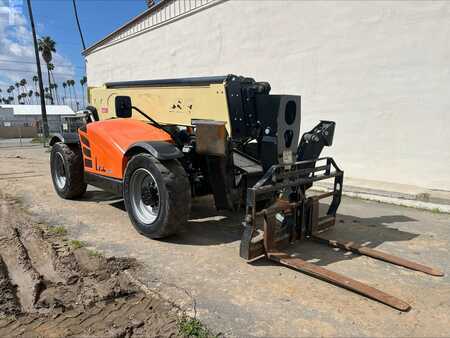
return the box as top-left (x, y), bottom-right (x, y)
top-left (312, 185), bottom-right (450, 214)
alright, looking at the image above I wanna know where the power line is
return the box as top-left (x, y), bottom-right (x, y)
top-left (0, 58), bottom-right (85, 69)
top-left (0, 67), bottom-right (76, 75)
top-left (72, 0), bottom-right (86, 50)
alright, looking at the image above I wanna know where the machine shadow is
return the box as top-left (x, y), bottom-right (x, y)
top-left (80, 189), bottom-right (123, 203)
top-left (80, 191), bottom-right (243, 245)
top-left (165, 196), bottom-right (244, 246)
top-left (252, 206), bottom-right (420, 268)
top-left (79, 191), bottom-right (420, 256)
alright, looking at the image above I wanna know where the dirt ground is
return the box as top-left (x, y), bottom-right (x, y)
top-left (0, 194), bottom-right (182, 337)
top-left (0, 144), bottom-right (449, 337)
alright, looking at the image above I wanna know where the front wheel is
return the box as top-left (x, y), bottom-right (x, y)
top-left (50, 143), bottom-right (87, 199)
top-left (123, 153), bottom-right (191, 239)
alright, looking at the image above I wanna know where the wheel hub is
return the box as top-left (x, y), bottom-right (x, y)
top-left (54, 152), bottom-right (67, 189)
top-left (141, 184), bottom-right (159, 207)
top-left (129, 168), bottom-right (161, 225)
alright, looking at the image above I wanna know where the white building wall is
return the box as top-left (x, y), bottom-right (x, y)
top-left (86, 0), bottom-right (450, 190)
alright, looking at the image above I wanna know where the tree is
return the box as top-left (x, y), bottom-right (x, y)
top-left (38, 36), bottom-right (56, 104)
top-left (7, 86), bottom-right (14, 104)
top-left (65, 81), bottom-right (72, 108)
top-left (44, 87), bottom-right (49, 104)
top-left (47, 63), bottom-right (60, 104)
top-left (14, 82), bottom-right (20, 103)
top-left (20, 79), bottom-right (28, 103)
top-left (62, 81), bottom-right (67, 104)
top-left (28, 90), bottom-right (34, 104)
top-left (80, 76), bottom-right (87, 107)
top-left (70, 80), bottom-right (77, 104)
top-left (52, 83), bottom-right (60, 104)
top-left (32, 75), bottom-right (39, 100)
top-left (67, 79), bottom-right (77, 110)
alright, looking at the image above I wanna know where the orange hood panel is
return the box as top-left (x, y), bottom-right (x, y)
top-left (82, 118), bottom-right (172, 179)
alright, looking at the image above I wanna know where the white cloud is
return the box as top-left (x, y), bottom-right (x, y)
top-left (0, 0), bottom-right (78, 106)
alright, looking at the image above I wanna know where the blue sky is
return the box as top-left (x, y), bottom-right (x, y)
top-left (0, 0), bottom-right (147, 104)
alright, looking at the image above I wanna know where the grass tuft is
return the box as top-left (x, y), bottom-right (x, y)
top-left (49, 226), bottom-right (67, 236)
top-left (178, 315), bottom-right (216, 338)
top-left (69, 240), bottom-right (86, 249)
top-left (87, 249), bottom-right (101, 257)
top-left (31, 137), bottom-right (50, 144)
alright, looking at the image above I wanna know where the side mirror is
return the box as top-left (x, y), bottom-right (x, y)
top-left (115, 96), bottom-right (132, 118)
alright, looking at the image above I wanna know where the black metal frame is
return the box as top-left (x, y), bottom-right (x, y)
top-left (105, 75), bottom-right (228, 88)
top-left (240, 157), bottom-right (343, 260)
top-left (84, 172), bottom-right (123, 196)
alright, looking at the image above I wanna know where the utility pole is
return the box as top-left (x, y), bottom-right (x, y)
top-left (26, 0), bottom-right (49, 139)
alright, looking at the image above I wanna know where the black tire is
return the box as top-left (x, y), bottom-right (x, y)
top-left (50, 143), bottom-right (87, 199)
top-left (123, 153), bottom-right (191, 239)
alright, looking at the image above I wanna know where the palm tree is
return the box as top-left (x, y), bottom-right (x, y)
top-left (32, 75), bottom-right (39, 100)
top-left (14, 82), bottom-right (20, 103)
top-left (44, 86), bottom-right (53, 105)
top-left (65, 81), bottom-right (72, 108)
top-left (62, 82), bottom-right (67, 104)
top-left (7, 87), bottom-right (13, 103)
top-left (28, 90), bottom-right (34, 104)
top-left (52, 83), bottom-right (60, 104)
top-left (14, 84), bottom-right (20, 103)
top-left (38, 36), bottom-right (56, 102)
top-left (20, 78), bottom-right (27, 91)
top-left (20, 79), bottom-right (28, 103)
top-left (70, 79), bottom-right (78, 105)
top-left (44, 93), bottom-right (53, 105)
top-left (21, 93), bottom-right (27, 104)
top-left (35, 91), bottom-right (40, 104)
top-left (80, 76), bottom-right (87, 107)
top-left (47, 63), bottom-right (60, 104)
top-left (67, 79), bottom-right (77, 110)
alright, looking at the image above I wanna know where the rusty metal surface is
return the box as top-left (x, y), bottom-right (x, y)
top-left (312, 235), bottom-right (444, 277)
top-left (193, 120), bottom-right (228, 156)
top-left (268, 252), bottom-right (411, 312)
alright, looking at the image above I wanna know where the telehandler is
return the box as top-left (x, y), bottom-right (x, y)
top-left (50, 75), bottom-right (442, 311)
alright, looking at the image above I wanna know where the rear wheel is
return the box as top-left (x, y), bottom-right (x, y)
top-left (50, 143), bottom-right (87, 199)
top-left (123, 153), bottom-right (191, 239)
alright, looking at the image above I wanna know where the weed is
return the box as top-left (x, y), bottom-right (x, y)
top-left (178, 315), bottom-right (216, 338)
top-left (69, 240), bottom-right (85, 249)
top-left (87, 249), bottom-right (101, 257)
top-left (31, 137), bottom-right (49, 144)
top-left (49, 226), bottom-right (67, 236)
